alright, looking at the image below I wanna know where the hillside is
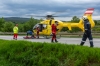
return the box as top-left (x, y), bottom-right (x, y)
top-left (2, 17), bottom-right (100, 24)
top-left (4, 17), bottom-right (30, 23)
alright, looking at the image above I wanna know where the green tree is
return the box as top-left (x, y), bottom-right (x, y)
top-left (23, 22), bottom-right (30, 31)
top-left (1, 22), bottom-right (14, 32)
top-left (23, 17), bottom-right (40, 32)
top-left (94, 20), bottom-right (97, 25)
top-left (18, 24), bottom-right (24, 32)
top-left (71, 16), bottom-right (80, 23)
top-left (40, 18), bottom-right (44, 21)
top-left (0, 17), bottom-right (5, 31)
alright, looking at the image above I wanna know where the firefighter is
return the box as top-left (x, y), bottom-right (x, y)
top-left (51, 22), bottom-right (58, 43)
top-left (13, 24), bottom-right (18, 40)
top-left (80, 16), bottom-right (94, 47)
top-left (36, 27), bottom-right (40, 38)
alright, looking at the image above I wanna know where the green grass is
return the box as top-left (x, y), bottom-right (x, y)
top-left (0, 39), bottom-right (100, 66)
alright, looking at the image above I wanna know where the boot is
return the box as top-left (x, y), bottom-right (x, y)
top-left (90, 42), bottom-right (94, 47)
top-left (80, 41), bottom-right (85, 46)
top-left (38, 36), bottom-right (39, 39)
top-left (51, 39), bottom-right (54, 43)
top-left (13, 37), bottom-right (15, 39)
top-left (55, 39), bottom-right (58, 43)
top-left (37, 36), bottom-right (39, 39)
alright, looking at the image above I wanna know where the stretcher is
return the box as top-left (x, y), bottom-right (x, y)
top-left (23, 36), bottom-right (36, 39)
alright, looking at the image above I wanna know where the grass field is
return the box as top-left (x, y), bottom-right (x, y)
top-left (0, 39), bottom-right (100, 66)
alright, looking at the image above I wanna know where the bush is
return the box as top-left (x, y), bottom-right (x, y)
top-left (0, 39), bottom-right (100, 66)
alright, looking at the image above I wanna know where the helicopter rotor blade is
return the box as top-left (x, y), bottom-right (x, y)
top-left (24, 10), bottom-right (70, 19)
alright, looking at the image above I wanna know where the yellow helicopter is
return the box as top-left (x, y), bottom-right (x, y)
top-left (33, 8), bottom-right (95, 37)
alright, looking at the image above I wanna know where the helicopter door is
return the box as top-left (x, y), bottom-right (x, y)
top-left (39, 24), bottom-right (47, 32)
top-left (39, 24), bottom-right (43, 32)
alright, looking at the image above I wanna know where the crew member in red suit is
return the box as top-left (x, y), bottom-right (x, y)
top-left (51, 23), bottom-right (58, 42)
top-left (36, 27), bottom-right (40, 38)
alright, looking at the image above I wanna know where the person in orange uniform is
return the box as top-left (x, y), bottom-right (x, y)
top-left (13, 24), bottom-right (18, 40)
top-left (36, 27), bottom-right (40, 38)
top-left (51, 23), bottom-right (58, 43)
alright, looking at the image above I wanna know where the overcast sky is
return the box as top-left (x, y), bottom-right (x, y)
top-left (0, 0), bottom-right (100, 20)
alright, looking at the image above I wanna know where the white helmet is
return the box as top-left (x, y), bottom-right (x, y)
top-left (82, 16), bottom-right (87, 20)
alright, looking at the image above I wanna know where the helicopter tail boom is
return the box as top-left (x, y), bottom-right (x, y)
top-left (63, 8), bottom-right (95, 31)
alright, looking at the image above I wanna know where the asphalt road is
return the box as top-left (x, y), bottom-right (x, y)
top-left (0, 35), bottom-right (100, 48)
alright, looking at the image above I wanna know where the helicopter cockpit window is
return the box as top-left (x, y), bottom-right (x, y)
top-left (33, 24), bottom-right (47, 32)
top-left (33, 24), bottom-right (39, 30)
top-left (43, 24), bottom-right (47, 29)
top-left (39, 24), bottom-right (47, 32)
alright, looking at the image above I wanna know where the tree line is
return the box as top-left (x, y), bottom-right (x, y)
top-left (0, 17), bottom-right (40, 32)
top-left (0, 16), bottom-right (100, 33)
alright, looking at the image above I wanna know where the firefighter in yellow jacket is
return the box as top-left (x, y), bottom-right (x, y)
top-left (13, 24), bottom-right (18, 40)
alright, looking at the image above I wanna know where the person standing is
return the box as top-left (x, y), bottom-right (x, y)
top-left (80, 16), bottom-right (94, 47)
top-left (51, 23), bottom-right (58, 43)
top-left (13, 24), bottom-right (18, 40)
top-left (36, 27), bottom-right (40, 39)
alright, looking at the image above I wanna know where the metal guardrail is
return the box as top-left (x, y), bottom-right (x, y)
top-left (0, 32), bottom-right (26, 35)
top-left (0, 32), bottom-right (100, 35)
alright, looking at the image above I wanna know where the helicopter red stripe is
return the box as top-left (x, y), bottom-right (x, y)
top-left (87, 8), bottom-right (94, 10)
top-left (85, 8), bottom-right (94, 14)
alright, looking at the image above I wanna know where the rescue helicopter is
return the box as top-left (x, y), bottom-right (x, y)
top-left (32, 8), bottom-right (95, 38)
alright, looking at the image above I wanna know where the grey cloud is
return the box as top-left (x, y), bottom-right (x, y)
top-left (0, 0), bottom-right (100, 20)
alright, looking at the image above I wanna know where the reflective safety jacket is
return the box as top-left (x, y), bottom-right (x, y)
top-left (13, 26), bottom-right (18, 33)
